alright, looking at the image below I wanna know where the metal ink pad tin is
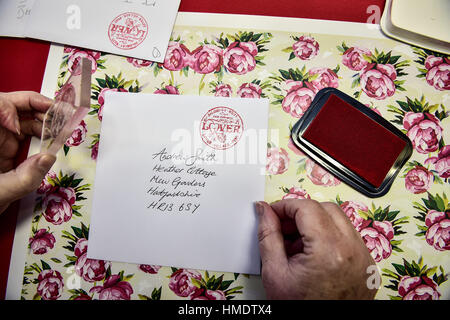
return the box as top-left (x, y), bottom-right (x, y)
top-left (291, 88), bottom-right (412, 198)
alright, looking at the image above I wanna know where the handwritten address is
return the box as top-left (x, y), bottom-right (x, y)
top-left (146, 148), bottom-right (217, 214)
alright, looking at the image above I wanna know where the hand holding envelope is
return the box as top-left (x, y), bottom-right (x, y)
top-left (87, 93), bottom-right (269, 274)
top-left (255, 200), bottom-right (379, 300)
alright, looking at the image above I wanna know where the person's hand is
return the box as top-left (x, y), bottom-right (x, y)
top-left (0, 91), bottom-right (56, 214)
top-left (255, 199), bottom-right (378, 300)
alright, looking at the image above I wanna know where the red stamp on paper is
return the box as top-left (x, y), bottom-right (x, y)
top-left (108, 12), bottom-right (148, 50)
top-left (200, 107), bottom-right (244, 150)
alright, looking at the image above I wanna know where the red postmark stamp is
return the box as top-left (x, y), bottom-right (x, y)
top-left (200, 107), bottom-right (244, 150)
top-left (108, 12), bottom-right (148, 50)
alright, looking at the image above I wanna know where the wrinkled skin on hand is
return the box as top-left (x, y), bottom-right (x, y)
top-left (0, 91), bottom-right (56, 214)
top-left (256, 199), bottom-right (378, 300)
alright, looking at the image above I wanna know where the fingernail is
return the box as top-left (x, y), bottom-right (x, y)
top-left (254, 201), bottom-right (265, 217)
top-left (38, 154), bottom-right (56, 170)
top-left (15, 117), bottom-right (21, 135)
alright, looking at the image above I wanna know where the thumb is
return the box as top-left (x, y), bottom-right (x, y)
top-left (255, 201), bottom-right (287, 267)
top-left (0, 153), bottom-right (56, 208)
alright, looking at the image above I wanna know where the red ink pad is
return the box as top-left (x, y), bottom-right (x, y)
top-left (291, 88), bottom-right (412, 197)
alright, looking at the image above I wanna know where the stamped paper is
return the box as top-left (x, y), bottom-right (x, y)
top-left (108, 12), bottom-right (148, 50)
top-left (200, 106), bottom-right (244, 150)
top-left (23, 0), bottom-right (180, 63)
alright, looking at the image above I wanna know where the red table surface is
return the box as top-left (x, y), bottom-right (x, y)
top-left (0, 0), bottom-right (386, 299)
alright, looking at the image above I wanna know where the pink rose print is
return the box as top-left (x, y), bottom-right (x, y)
top-left (189, 45), bottom-right (223, 74)
top-left (305, 158), bottom-right (340, 186)
top-left (425, 56), bottom-right (444, 70)
top-left (37, 171), bottom-right (57, 194)
top-left (126, 57), bottom-right (152, 68)
top-left (190, 293), bottom-right (208, 300)
top-left (154, 85), bottom-right (180, 95)
top-left (37, 269), bottom-right (64, 300)
top-left (282, 79), bottom-right (303, 93)
top-left (404, 166), bottom-right (434, 194)
top-left (292, 36), bottom-right (319, 60)
top-left (91, 141), bottom-right (99, 160)
top-left (360, 63), bottom-right (397, 100)
top-left (373, 220), bottom-right (395, 240)
top-left (74, 237), bottom-right (88, 257)
top-left (266, 147), bottom-right (290, 175)
top-left (90, 274), bottom-right (133, 300)
top-left (58, 187), bottom-right (76, 205)
top-left (64, 46), bottom-right (74, 54)
top-left (306, 67), bottom-right (339, 93)
top-left (237, 83), bottom-right (262, 98)
top-left (74, 238), bottom-right (110, 282)
top-left (435, 147), bottom-right (450, 178)
top-left (191, 288), bottom-right (226, 300)
top-left (75, 253), bottom-right (110, 283)
top-left (163, 41), bottom-right (190, 71)
top-left (342, 46), bottom-right (372, 71)
top-left (214, 83), bottom-right (233, 97)
top-left (340, 201), bottom-right (368, 231)
top-left (205, 289), bottom-right (226, 300)
top-left (403, 112), bottom-right (443, 154)
top-left (68, 49), bottom-right (101, 75)
top-left (424, 55), bottom-right (450, 91)
top-left (65, 120), bottom-right (87, 147)
top-left (427, 145), bottom-right (450, 178)
top-left (281, 80), bottom-right (315, 118)
top-left (29, 229), bottom-right (56, 255)
top-left (282, 187), bottom-right (310, 200)
top-left (97, 88), bottom-right (128, 121)
top-left (139, 264), bottom-right (161, 274)
top-left (169, 269), bottom-right (202, 298)
top-left (424, 210), bottom-right (450, 251)
top-left (83, 50), bottom-right (101, 60)
top-left (42, 193), bottom-right (73, 225)
top-left (398, 275), bottom-right (441, 300)
top-left (360, 220), bottom-right (394, 262)
top-left (223, 41), bottom-right (258, 75)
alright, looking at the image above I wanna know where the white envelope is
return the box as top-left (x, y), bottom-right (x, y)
top-left (87, 92), bottom-right (269, 275)
top-left (23, 0), bottom-right (180, 63)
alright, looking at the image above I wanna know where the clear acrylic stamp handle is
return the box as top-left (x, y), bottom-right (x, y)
top-left (40, 57), bottom-right (92, 155)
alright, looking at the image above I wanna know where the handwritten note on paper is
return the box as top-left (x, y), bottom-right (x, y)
top-left (0, 0), bottom-right (35, 37)
top-left (87, 93), bottom-right (269, 274)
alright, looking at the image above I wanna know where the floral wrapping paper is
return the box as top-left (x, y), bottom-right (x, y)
top-left (14, 14), bottom-right (449, 300)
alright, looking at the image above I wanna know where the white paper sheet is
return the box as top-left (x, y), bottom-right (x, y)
top-left (0, 0), bottom-right (35, 37)
top-left (22, 0), bottom-right (180, 63)
top-left (87, 92), bottom-right (269, 275)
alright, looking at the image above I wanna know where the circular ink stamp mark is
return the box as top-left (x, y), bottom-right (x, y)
top-left (200, 106), bottom-right (244, 150)
top-left (108, 12), bottom-right (148, 50)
